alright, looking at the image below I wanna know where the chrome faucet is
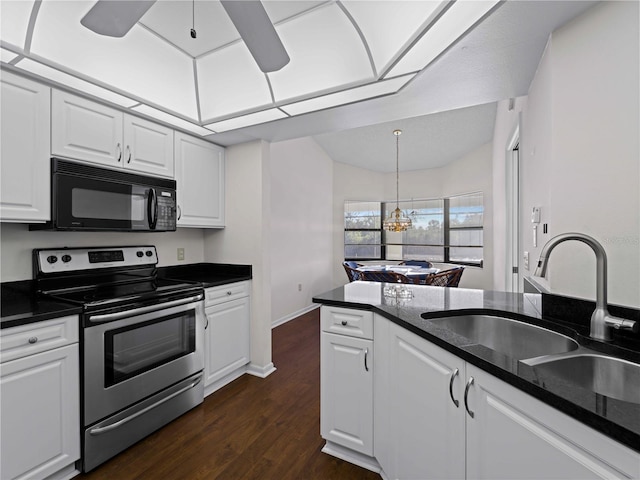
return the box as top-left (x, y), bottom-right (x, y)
top-left (534, 233), bottom-right (638, 341)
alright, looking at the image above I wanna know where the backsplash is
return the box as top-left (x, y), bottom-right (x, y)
top-left (0, 223), bottom-right (206, 281)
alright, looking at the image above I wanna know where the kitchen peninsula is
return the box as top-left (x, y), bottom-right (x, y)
top-left (313, 281), bottom-right (640, 479)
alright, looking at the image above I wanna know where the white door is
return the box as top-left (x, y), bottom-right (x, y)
top-left (466, 365), bottom-right (639, 480)
top-left (204, 297), bottom-right (250, 386)
top-left (0, 344), bottom-right (80, 480)
top-left (320, 332), bottom-right (373, 455)
top-left (388, 323), bottom-right (466, 480)
top-left (52, 90), bottom-right (123, 167)
top-left (174, 132), bottom-right (225, 227)
top-left (123, 114), bottom-right (174, 178)
top-left (506, 130), bottom-right (521, 292)
top-left (0, 71), bottom-right (51, 222)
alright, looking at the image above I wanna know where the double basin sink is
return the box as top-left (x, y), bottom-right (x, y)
top-left (424, 314), bottom-right (640, 404)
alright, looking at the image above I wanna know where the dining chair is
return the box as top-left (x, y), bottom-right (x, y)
top-left (360, 270), bottom-right (415, 284)
top-left (421, 267), bottom-right (464, 287)
top-left (400, 260), bottom-right (434, 268)
top-left (343, 261), bottom-right (362, 282)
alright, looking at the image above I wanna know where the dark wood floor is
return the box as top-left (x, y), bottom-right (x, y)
top-left (79, 308), bottom-right (381, 479)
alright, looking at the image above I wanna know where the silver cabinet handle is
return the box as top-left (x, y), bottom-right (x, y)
top-left (116, 143), bottom-right (122, 162)
top-left (205, 315), bottom-right (209, 330)
top-left (341, 320), bottom-right (347, 326)
top-left (449, 368), bottom-right (459, 408)
top-left (89, 376), bottom-right (202, 436)
top-left (28, 337), bottom-right (38, 344)
top-left (364, 348), bottom-right (369, 372)
top-left (227, 291), bottom-right (232, 296)
top-left (464, 376), bottom-right (475, 418)
top-left (126, 145), bottom-right (132, 163)
top-left (177, 205), bottom-right (182, 220)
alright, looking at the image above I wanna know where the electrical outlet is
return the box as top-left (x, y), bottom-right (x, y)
top-left (523, 251), bottom-right (529, 270)
top-left (298, 283), bottom-right (302, 292)
top-left (177, 248), bottom-right (185, 261)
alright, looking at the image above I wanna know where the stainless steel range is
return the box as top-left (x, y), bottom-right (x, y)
top-left (34, 246), bottom-right (205, 472)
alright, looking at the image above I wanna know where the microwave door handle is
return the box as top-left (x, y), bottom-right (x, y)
top-left (147, 188), bottom-right (157, 229)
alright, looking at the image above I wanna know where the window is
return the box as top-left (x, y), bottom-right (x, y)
top-left (344, 201), bottom-right (383, 260)
top-left (344, 193), bottom-right (484, 266)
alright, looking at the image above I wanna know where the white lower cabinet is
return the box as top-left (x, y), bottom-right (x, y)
top-left (0, 316), bottom-right (80, 480)
top-left (203, 282), bottom-right (250, 394)
top-left (321, 308), bottom-right (640, 480)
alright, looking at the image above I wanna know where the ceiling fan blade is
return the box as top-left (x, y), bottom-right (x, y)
top-left (81, 0), bottom-right (156, 37)
top-left (220, 0), bottom-right (290, 73)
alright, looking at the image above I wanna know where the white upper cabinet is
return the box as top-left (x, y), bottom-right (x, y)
top-left (174, 132), bottom-right (225, 228)
top-left (123, 115), bottom-right (174, 178)
top-left (0, 71), bottom-right (51, 223)
top-left (52, 90), bottom-right (174, 178)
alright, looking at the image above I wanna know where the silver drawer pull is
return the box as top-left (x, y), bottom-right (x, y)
top-left (341, 320), bottom-right (348, 326)
top-left (364, 348), bottom-right (369, 372)
top-left (227, 291), bottom-right (232, 295)
top-left (28, 337), bottom-right (38, 344)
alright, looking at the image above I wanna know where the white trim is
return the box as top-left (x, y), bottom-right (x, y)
top-left (246, 362), bottom-right (277, 378)
top-left (204, 366), bottom-right (248, 398)
top-left (272, 304), bottom-right (320, 328)
top-left (321, 441), bottom-right (381, 474)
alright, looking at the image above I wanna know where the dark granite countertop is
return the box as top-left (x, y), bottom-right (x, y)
top-left (157, 263), bottom-right (252, 288)
top-left (1, 263), bottom-right (252, 328)
top-left (313, 281), bottom-right (640, 453)
top-left (1, 280), bottom-right (82, 329)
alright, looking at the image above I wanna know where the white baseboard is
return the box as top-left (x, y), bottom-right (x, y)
top-left (321, 441), bottom-right (381, 474)
top-left (246, 362), bottom-right (276, 378)
top-left (204, 366), bottom-right (249, 398)
top-left (272, 304), bottom-right (320, 328)
top-left (45, 463), bottom-right (80, 480)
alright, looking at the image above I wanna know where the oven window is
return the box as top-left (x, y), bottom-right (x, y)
top-left (72, 188), bottom-right (146, 221)
top-left (104, 311), bottom-right (196, 387)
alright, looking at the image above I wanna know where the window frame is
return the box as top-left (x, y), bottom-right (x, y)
top-left (343, 201), bottom-right (385, 261)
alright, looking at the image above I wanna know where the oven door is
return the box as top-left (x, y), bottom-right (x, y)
top-left (83, 298), bottom-right (204, 426)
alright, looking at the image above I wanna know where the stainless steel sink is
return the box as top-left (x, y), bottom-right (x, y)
top-left (530, 354), bottom-right (640, 404)
top-left (429, 315), bottom-right (579, 360)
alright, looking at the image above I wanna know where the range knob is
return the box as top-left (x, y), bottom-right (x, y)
top-left (46, 255), bottom-right (58, 264)
top-left (61, 255), bottom-right (72, 263)
top-left (145, 250), bottom-right (153, 257)
top-left (136, 251), bottom-right (144, 258)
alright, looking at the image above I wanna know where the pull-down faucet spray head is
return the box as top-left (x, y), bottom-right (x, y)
top-left (533, 233), bottom-right (638, 341)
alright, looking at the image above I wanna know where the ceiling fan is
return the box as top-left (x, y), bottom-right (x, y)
top-left (80, 0), bottom-right (290, 73)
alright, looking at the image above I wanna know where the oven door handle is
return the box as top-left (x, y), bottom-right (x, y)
top-left (87, 294), bottom-right (204, 324)
top-left (88, 375), bottom-right (202, 436)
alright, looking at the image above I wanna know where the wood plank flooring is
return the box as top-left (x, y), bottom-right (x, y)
top-left (79, 308), bottom-right (381, 479)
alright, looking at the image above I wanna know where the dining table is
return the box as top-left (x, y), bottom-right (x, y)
top-left (356, 265), bottom-right (440, 283)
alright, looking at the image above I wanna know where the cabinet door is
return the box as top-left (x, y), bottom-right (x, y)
top-left (123, 114), bottom-right (174, 178)
top-left (174, 132), bottom-right (225, 228)
top-left (0, 344), bottom-right (80, 480)
top-left (0, 71), bottom-right (51, 222)
top-left (466, 365), bottom-right (640, 480)
top-left (204, 296), bottom-right (250, 386)
top-left (388, 322), bottom-right (466, 480)
top-left (321, 332), bottom-right (373, 456)
top-left (52, 90), bottom-right (123, 167)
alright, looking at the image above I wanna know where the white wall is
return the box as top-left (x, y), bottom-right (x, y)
top-left (269, 137), bottom-right (333, 326)
top-left (517, 1), bottom-right (639, 307)
top-left (332, 142), bottom-right (494, 290)
top-left (203, 140), bottom-right (274, 375)
top-left (0, 223), bottom-right (205, 281)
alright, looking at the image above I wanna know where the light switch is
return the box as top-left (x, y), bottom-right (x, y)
top-left (524, 251), bottom-right (529, 270)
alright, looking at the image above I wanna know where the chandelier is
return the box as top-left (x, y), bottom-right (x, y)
top-left (383, 129), bottom-right (412, 232)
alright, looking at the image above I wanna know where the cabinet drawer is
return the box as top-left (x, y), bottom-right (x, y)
top-left (0, 316), bottom-right (79, 363)
top-left (205, 281), bottom-right (250, 307)
top-left (321, 306), bottom-right (373, 339)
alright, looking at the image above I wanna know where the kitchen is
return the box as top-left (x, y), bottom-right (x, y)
top-left (1, 1), bottom-right (639, 479)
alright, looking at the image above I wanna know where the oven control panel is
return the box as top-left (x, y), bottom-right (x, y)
top-left (35, 246), bottom-right (158, 274)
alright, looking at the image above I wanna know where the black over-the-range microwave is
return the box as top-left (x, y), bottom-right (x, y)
top-left (30, 158), bottom-right (177, 232)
